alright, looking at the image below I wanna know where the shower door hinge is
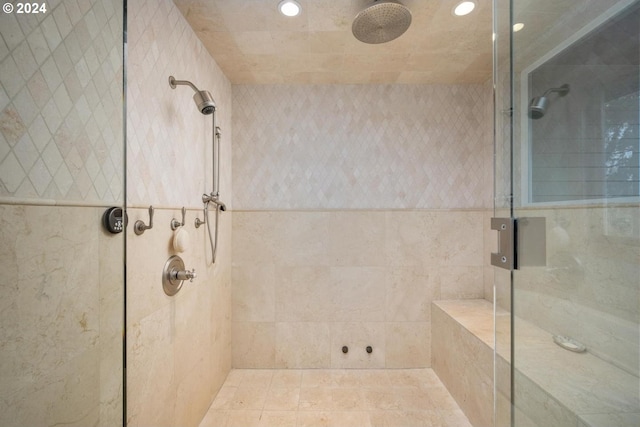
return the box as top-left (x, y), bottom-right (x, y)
top-left (491, 217), bottom-right (546, 271)
top-left (491, 217), bottom-right (516, 270)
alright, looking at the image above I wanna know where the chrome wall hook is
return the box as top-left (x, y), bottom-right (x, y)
top-left (171, 207), bottom-right (186, 230)
top-left (194, 217), bottom-right (205, 228)
top-left (134, 206), bottom-right (154, 235)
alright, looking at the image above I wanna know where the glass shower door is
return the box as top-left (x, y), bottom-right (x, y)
top-left (495, 0), bottom-right (640, 426)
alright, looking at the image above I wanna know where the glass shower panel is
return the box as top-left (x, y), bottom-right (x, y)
top-left (0, 1), bottom-right (125, 426)
top-left (492, 0), bottom-right (514, 426)
top-left (496, 0), bottom-right (640, 425)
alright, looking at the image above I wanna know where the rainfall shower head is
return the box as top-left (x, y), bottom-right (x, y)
top-left (529, 84), bottom-right (570, 119)
top-left (352, 0), bottom-right (412, 44)
top-left (169, 76), bottom-right (216, 115)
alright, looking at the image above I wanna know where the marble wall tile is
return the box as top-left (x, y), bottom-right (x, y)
top-left (431, 302), bottom-right (494, 427)
top-left (232, 209), bottom-right (486, 368)
top-left (275, 322), bottom-right (332, 368)
top-left (385, 266), bottom-right (438, 322)
top-left (439, 266), bottom-right (485, 299)
top-left (385, 210), bottom-right (484, 267)
top-left (98, 218), bottom-right (124, 427)
top-left (125, 0), bottom-right (233, 425)
top-left (232, 84), bottom-right (492, 210)
top-left (0, 205), bottom-right (119, 427)
top-left (385, 322), bottom-right (431, 368)
top-left (330, 322), bottom-right (385, 368)
top-left (126, 304), bottom-right (176, 427)
top-left (232, 264), bottom-right (276, 322)
top-left (232, 322), bottom-right (276, 368)
top-left (126, 206), bottom-right (232, 425)
top-left (126, 0), bottom-right (232, 209)
top-left (232, 211), bottom-right (331, 266)
top-left (0, 0), bottom-right (124, 204)
top-left (326, 211), bottom-right (387, 267)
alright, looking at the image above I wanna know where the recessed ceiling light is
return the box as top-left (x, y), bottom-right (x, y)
top-left (453, 1), bottom-right (476, 16)
top-left (279, 0), bottom-right (301, 17)
top-left (513, 22), bottom-right (525, 32)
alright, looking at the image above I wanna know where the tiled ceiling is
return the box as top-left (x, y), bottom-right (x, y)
top-left (172, 0), bottom-right (493, 84)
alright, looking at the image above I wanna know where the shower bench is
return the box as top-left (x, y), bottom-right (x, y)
top-left (431, 299), bottom-right (639, 427)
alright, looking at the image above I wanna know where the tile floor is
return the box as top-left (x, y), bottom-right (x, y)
top-left (199, 369), bottom-right (473, 427)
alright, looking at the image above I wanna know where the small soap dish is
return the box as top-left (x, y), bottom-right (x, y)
top-left (553, 335), bottom-right (586, 353)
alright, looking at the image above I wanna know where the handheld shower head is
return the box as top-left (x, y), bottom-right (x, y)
top-left (528, 84), bottom-right (570, 119)
top-left (169, 76), bottom-right (216, 115)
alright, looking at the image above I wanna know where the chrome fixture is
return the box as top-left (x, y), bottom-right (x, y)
top-left (171, 207), bottom-right (186, 230)
top-left (134, 206), bottom-right (154, 235)
top-left (202, 124), bottom-right (225, 264)
top-left (168, 76), bottom-right (216, 115)
top-left (169, 75), bottom-right (226, 264)
top-left (202, 193), bottom-right (226, 211)
top-left (203, 198), bottom-right (224, 264)
top-left (352, 0), bottom-right (412, 44)
top-left (162, 255), bottom-right (196, 296)
top-left (491, 217), bottom-right (546, 270)
top-left (195, 217), bottom-right (205, 228)
top-left (529, 84), bottom-right (570, 119)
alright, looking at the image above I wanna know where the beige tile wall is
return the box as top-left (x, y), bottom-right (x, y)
top-left (232, 209), bottom-right (486, 369)
top-left (232, 84), bottom-right (492, 210)
top-left (0, 1), bottom-right (125, 426)
top-left (432, 300), bottom-right (494, 427)
top-left (0, 204), bottom-right (123, 427)
top-left (126, 207), bottom-right (232, 427)
top-left (127, 0), bottom-right (232, 209)
top-left (231, 81), bottom-right (493, 369)
top-left (0, 0), bottom-right (123, 204)
top-left (126, 0), bottom-right (233, 426)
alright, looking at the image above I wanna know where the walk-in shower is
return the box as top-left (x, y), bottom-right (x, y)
top-left (169, 76), bottom-right (226, 263)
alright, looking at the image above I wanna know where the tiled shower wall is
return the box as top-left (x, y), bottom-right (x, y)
top-left (126, 0), bottom-right (232, 426)
top-left (0, 1), bottom-right (124, 426)
top-left (233, 85), bottom-right (490, 210)
top-left (232, 84), bottom-right (493, 368)
top-left (0, 0), bottom-right (123, 202)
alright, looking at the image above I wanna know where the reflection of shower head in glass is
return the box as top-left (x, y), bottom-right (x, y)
top-left (529, 84), bottom-right (570, 119)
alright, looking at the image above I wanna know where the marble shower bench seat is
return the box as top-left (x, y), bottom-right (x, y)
top-left (431, 299), bottom-right (640, 427)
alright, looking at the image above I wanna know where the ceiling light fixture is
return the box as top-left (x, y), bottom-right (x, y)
top-left (513, 22), bottom-right (525, 32)
top-left (453, 1), bottom-right (476, 16)
top-left (278, 0), bottom-right (301, 17)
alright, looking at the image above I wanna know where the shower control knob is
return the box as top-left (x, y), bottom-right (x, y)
top-left (175, 268), bottom-right (197, 282)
